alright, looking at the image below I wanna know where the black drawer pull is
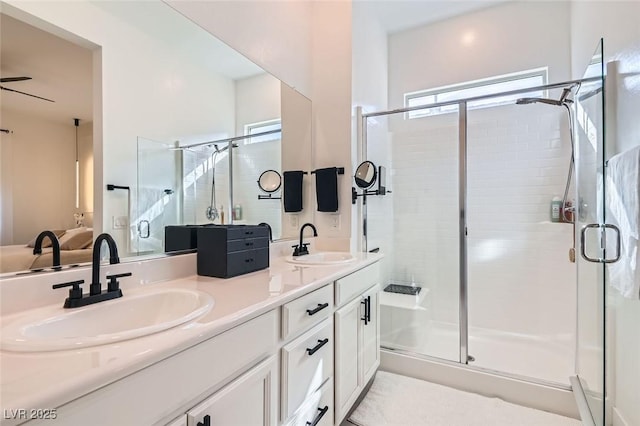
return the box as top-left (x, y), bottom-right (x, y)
top-left (306, 338), bottom-right (329, 356)
top-left (245, 242), bottom-right (254, 246)
top-left (197, 414), bottom-right (211, 426)
top-left (245, 231), bottom-right (254, 235)
top-left (306, 303), bottom-right (329, 316)
top-left (361, 298), bottom-right (368, 325)
top-left (245, 258), bottom-right (255, 263)
top-left (306, 406), bottom-right (329, 426)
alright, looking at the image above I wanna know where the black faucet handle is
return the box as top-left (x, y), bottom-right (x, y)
top-left (52, 280), bottom-right (84, 300)
top-left (106, 272), bottom-right (132, 292)
top-left (292, 243), bottom-right (310, 257)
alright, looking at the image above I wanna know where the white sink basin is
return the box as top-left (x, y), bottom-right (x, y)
top-left (1, 288), bottom-right (214, 352)
top-left (285, 252), bottom-right (355, 266)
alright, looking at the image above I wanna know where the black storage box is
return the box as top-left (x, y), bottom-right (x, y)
top-left (197, 225), bottom-right (269, 278)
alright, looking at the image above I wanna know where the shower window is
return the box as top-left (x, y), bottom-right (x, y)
top-left (405, 67), bottom-right (547, 119)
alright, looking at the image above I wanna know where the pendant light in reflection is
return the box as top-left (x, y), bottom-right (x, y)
top-left (74, 118), bottom-right (79, 209)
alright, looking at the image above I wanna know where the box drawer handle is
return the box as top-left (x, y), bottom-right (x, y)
top-left (306, 303), bottom-right (329, 316)
top-left (306, 406), bottom-right (329, 426)
top-left (245, 258), bottom-right (255, 263)
top-left (197, 415), bottom-right (211, 426)
top-left (245, 241), bottom-right (254, 247)
top-left (306, 338), bottom-right (329, 356)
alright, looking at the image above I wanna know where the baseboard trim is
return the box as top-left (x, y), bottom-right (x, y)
top-left (381, 350), bottom-right (579, 419)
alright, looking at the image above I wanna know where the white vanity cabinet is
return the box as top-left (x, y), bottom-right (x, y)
top-left (280, 284), bottom-right (334, 425)
top-left (334, 263), bottom-right (381, 425)
top-left (186, 355), bottom-right (278, 426)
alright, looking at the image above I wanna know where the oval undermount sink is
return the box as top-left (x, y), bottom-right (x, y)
top-left (1, 288), bottom-right (214, 352)
top-left (285, 252), bottom-right (355, 266)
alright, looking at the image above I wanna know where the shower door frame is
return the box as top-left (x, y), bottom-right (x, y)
top-left (359, 76), bottom-right (599, 374)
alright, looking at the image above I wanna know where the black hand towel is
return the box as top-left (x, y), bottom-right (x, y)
top-left (283, 170), bottom-right (304, 212)
top-left (315, 167), bottom-right (339, 212)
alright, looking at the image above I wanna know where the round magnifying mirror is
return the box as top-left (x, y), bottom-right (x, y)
top-left (258, 170), bottom-right (282, 193)
top-left (354, 161), bottom-right (377, 189)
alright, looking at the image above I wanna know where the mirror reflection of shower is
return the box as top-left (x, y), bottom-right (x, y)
top-left (516, 84), bottom-right (577, 223)
top-left (205, 143), bottom-right (238, 222)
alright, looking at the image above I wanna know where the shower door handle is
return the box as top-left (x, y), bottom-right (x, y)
top-left (580, 223), bottom-right (621, 263)
top-left (138, 220), bottom-right (150, 239)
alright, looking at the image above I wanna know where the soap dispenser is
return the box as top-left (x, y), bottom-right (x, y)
top-left (550, 197), bottom-right (562, 222)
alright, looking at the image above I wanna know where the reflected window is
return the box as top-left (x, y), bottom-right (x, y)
top-left (244, 119), bottom-right (281, 144)
top-left (405, 67), bottom-right (548, 119)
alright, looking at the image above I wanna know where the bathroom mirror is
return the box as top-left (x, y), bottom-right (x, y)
top-left (258, 170), bottom-right (282, 193)
top-left (354, 161), bottom-right (377, 189)
top-left (0, 1), bottom-right (313, 275)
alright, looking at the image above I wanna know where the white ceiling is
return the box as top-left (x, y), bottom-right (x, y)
top-left (359, 0), bottom-right (511, 34)
top-left (0, 13), bottom-right (94, 125)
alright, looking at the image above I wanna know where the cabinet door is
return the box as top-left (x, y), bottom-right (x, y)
top-left (361, 286), bottom-right (380, 385)
top-left (187, 356), bottom-right (277, 426)
top-left (334, 296), bottom-right (362, 424)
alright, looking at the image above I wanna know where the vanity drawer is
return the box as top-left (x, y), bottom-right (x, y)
top-left (283, 378), bottom-right (334, 426)
top-left (282, 284), bottom-right (333, 340)
top-left (335, 262), bottom-right (380, 307)
top-left (281, 318), bottom-right (333, 420)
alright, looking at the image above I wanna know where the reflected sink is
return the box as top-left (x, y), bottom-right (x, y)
top-left (285, 252), bottom-right (355, 266)
top-left (1, 288), bottom-right (214, 352)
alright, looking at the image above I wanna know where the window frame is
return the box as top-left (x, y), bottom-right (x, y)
top-left (404, 67), bottom-right (548, 119)
top-left (243, 118), bottom-right (282, 145)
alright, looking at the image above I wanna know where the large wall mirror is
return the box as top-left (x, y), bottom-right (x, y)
top-left (0, 1), bottom-right (313, 275)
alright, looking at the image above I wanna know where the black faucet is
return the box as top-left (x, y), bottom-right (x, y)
top-left (90, 233), bottom-right (120, 295)
top-left (52, 233), bottom-right (131, 309)
top-left (292, 223), bottom-right (317, 256)
top-left (32, 230), bottom-right (61, 270)
top-left (258, 222), bottom-right (273, 242)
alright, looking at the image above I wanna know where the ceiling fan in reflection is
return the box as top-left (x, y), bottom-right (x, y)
top-left (0, 76), bottom-right (55, 103)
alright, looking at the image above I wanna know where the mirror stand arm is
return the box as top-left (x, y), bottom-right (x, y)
top-left (353, 187), bottom-right (391, 204)
top-left (258, 194), bottom-right (281, 200)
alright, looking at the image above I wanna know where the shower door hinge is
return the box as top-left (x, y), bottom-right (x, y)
top-left (580, 223), bottom-right (621, 263)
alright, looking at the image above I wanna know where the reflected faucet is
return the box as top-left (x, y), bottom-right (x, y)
top-left (32, 230), bottom-right (61, 270)
top-left (90, 233), bottom-right (120, 296)
top-left (293, 223), bottom-right (317, 257)
top-left (258, 222), bottom-right (273, 242)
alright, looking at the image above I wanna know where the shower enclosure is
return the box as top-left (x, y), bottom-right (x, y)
top-left (362, 41), bottom-right (610, 424)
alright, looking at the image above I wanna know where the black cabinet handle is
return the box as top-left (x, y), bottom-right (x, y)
top-left (306, 406), bottom-right (329, 426)
top-left (245, 231), bottom-right (254, 235)
top-left (197, 414), bottom-right (211, 426)
top-left (306, 303), bottom-right (329, 316)
top-left (361, 298), bottom-right (368, 325)
top-left (366, 295), bottom-right (372, 323)
top-left (306, 338), bottom-right (329, 356)
top-left (245, 258), bottom-right (255, 263)
top-left (245, 242), bottom-right (254, 246)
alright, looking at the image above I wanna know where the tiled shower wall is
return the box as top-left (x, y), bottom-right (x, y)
top-left (386, 103), bottom-right (576, 338)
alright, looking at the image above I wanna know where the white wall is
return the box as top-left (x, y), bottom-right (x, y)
top-left (351, 1), bottom-right (392, 268)
top-left (166, 0), bottom-right (313, 98)
top-left (571, 2), bottom-right (640, 425)
top-left (4, 1), bottom-right (238, 254)
top-left (389, 1), bottom-right (572, 110)
top-left (0, 110), bottom-right (77, 244)
top-left (311, 0), bottom-right (353, 248)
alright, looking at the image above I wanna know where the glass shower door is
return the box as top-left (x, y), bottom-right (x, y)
top-left (375, 106), bottom-right (461, 363)
top-left (135, 137), bottom-right (183, 256)
top-left (574, 39), bottom-right (607, 425)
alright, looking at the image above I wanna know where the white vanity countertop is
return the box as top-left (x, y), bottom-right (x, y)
top-left (0, 253), bottom-right (382, 414)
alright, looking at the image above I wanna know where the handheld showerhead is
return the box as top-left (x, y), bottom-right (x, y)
top-left (516, 85), bottom-right (574, 107)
